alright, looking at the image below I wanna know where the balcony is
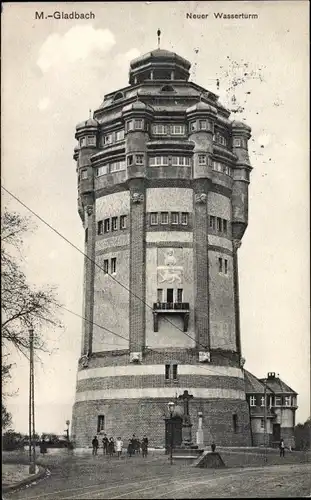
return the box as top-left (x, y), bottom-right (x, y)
top-left (152, 302), bottom-right (190, 332)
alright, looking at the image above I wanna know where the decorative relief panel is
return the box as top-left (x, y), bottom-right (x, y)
top-left (131, 192), bottom-right (144, 204)
top-left (195, 193), bottom-right (207, 204)
top-left (157, 248), bottom-right (183, 285)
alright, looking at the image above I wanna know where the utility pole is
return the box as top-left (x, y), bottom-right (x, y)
top-left (29, 328), bottom-right (36, 474)
top-left (263, 376), bottom-right (268, 464)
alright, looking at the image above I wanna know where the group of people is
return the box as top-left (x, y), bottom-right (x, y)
top-left (91, 434), bottom-right (149, 458)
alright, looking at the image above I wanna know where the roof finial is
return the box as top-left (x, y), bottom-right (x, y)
top-left (89, 109), bottom-right (92, 119)
top-left (157, 29), bottom-right (161, 49)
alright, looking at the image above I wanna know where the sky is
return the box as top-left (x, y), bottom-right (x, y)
top-left (2, 1), bottom-right (309, 435)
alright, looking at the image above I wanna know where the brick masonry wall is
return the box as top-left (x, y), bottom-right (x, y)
top-left (71, 397), bottom-right (251, 448)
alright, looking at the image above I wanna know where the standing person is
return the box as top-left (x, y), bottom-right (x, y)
top-left (108, 437), bottom-right (115, 457)
top-left (92, 436), bottom-right (99, 456)
top-left (115, 437), bottom-right (123, 458)
top-left (127, 439), bottom-right (133, 457)
top-left (131, 434), bottom-right (137, 455)
top-left (142, 435), bottom-right (149, 457)
top-left (211, 442), bottom-right (216, 452)
top-left (279, 438), bottom-right (285, 457)
top-left (102, 434), bottom-right (109, 455)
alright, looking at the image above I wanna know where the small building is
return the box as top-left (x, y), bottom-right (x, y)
top-left (244, 371), bottom-right (298, 448)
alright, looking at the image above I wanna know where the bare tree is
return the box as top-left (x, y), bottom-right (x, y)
top-left (1, 208), bottom-right (63, 358)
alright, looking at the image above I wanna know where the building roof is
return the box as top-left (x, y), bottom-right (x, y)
top-left (76, 117), bottom-right (99, 130)
top-left (130, 48), bottom-right (191, 70)
top-left (244, 370), bottom-right (273, 394)
top-left (186, 101), bottom-right (218, 115)
top-left (260, 376), bottom-right (298, 395)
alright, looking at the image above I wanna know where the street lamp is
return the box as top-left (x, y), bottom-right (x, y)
top-left (168, 401), bottom-right (175, 465)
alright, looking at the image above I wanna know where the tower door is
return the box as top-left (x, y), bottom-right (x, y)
top-left (166, 289), bottom-right (174, 303)
top-left (165, 417), bottom-right (182, 452)
top-left (273, 423), bottom-right (281, 442)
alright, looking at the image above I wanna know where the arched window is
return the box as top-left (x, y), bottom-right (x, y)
top-left (113, 91), bottom-right (124, 101)
top-left (161, 85), bottom-right (175, 92)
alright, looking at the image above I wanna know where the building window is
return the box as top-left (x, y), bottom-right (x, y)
top-left (97, 221), bottom-right (103, 235)
top-left (87, 135), bottom-right (96, 146)
top-left (269, 396), bottom-right (273, 408)
top-left (224, 259), bottom-right (228, 274)
top-left (81, 169), bottom-right (88, 180)
top-left (171, 125), bottom-right (185, 135)
top-left (190, 121), bottom-right (196, 132)
top-left (172, 156), bottom-right (190, 166)
top-left (160, 212), bottom-right (169, 225)
top-left (233, 138), bottom-right (242, 147)
top-left (103, 259), bottom-right (109, 274)
top-left (165, 365), bottom-right (170, 380)
top-left (104, 219), bottom-right (110, 233)
top-left (79, 137), bottom-right (86, 147)
top-left (120, 215), bottom-right (127, 229)
top-left (172, 364), bottom-right (178, 380)
top-left (104, 134), bottom-right (113, 145)
top-left (152, 124), bottom-right (168, 135)
top-left (136, 154), bottom-right (144, 164)
top-left (275, 397), bottom-right (281, 406)
top-left (260, 419), bottom-right (265, 429)
top-left (127, 155), bottom-right (134, 166)
top-left (96, 165), bottom-right (109, 177)
top-left (85, 228), bottom-right (88, 243)
top-left (111, 217), bottom-right (118, 231)
top-left (210, 215), bottom-right (216, 229)
top-left (232, 413), bottom-right (238, 433)
top-left (126, 120), bottom-right (134, 131)
top-left (261, 396), bottom-right (265, 407)
top-left (171, 212), bottom-right (179, 224)
top-left (157, 289), bottom-right (163, 302)
top-left (177, 289), bottom-right (183, 302)
top-left (223, 165), bottom-right (231, 176)
top-left (217, 217), bottom-right (222, 232)
top-left (223, 220), bottom-right (227, 234)
top-left (181, 212), bottom-right (188, 225)
top-left (150, 213), bottom-right (158, 225)
top-left (284, 396), bottom-right (291, 406)
top-left (97, 415), bottom-right (105, 433)
top-left (166, 289), bottom-right (174, 302)
top-left (218, 257), bottom-right (223, 273)
top-left (212, 161), bottom-right (223, 173)
top-left (115, 129), bottom-right (125, 142)
top-left (214, 133), bottom-right (228, 147)
top-left (199, 120), bottom-right (208, 130)
top-left (149, 156), bottom-right (169, 167)
top-left (165, 364), bottom-right (178, 380)
top-left (111, 258), bottom-right (116, 274)
top-left (250, 396), bottom-right (256, 407)
top-left (110, 161), bottom-right (126, 173)
top-left (134, 119), bottom-right (143, 130)
top-left (198, 154), bottom-right (207, 165)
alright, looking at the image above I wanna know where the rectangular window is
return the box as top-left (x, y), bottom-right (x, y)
top-left (218, 257), bottom-right (223, 273)
top-left (166, 289), bottom-right (174, 303)
top-left (96, 165), bottom-right (109, 177)
top-left (275, 397), bottom-right (281, 406)
top-left (217, 217), bottom-right (222, 232)
top-left (85, 228), bottom-right (88, 243)
top-left (250, 396), bottom-right (256, 407)
top-left (104, 134), bottom-right (112, 145)
top-left (134, 119), bottom-right (143, 130)
top-left (103, 259), bottom-right (109, 274)
top-left (110, 161), bottom-right (126, 173)
top-left (97, 415), bottom-right (105, 433)
top-left (160, 212), bottom-right (169, 225)
top-left (136, 154), bottom-right (144, 164)
top-left (223, 219), bottom-right (227, 234)
top-left (260, 419), bottom-right (265, 429)
top-left (172, 364), bottom-right (178, 380)
top-left (199, 120), bottom-right (207, 130)
top-left (152, 124), bottom-right (167, 135)
top-left (190, 121), bottom-right (196, 132)
top-left (232, 414), bottom-right (238, 433)
top-left (224, 259), bottom-right (228, 275)
top-left (181, 212), bottom-right (188, 225)
top-left (223, 165), bottom-right (231, 176)
top-left (171, 212), bottom-right (179, 224)
top-left (97, 220), bottom-right (103, 235)
top-left (165, 365), bottom-right (170, 380)
top-left (127, 155), bottom-right (133, 166)
top-left (79, 137), bottom-right (86, 147)
top-left (87, 136), bottom-right (96, 146)
top-left (177, 289), bottom-right (183, 302)
top-left (210, 215), bottom-right (216, 229)
top-left (104, 219), bottom-right (110, 233)
top-left (150, 212), bottom-right (158, 225)
top-left (233, 138), bottom-right (242, 147)
top-left (157, 289), bottom-right (163, 302)
top-left (261, 396), bottom-right (265, 407)
top-left (111, 217), bottom-right (118, 231)
top-left (111, 258), bottom-right (116, 274)
top-left (284, 396), bottom-right (291, 406)
top-left (120, 215), bottom-right (127, 229)
top-left (115, 129), bottom-right (125, 142)
top-left (198, 154), bottom-right (207, 165)
top-left (126, 120), bottom-right (133, 131)
top-left (171, 125), bottom-right (185, 135)
top-left (81, 169), bottom-right (88, 180)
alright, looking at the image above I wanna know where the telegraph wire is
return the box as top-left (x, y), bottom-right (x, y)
top-left (1, 185), bottom-right (243, 368)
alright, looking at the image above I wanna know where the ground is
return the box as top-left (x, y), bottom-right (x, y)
top-left (2, 448), bottom-right (310, 499)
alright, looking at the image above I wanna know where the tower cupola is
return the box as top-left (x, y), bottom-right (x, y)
top-left (129, 49), bottom-right (191, 85)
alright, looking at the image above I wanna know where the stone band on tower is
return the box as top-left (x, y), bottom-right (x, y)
top-left (71, 46), bottom-right (253, 447)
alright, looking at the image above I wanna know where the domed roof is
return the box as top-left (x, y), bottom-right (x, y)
top-left (76, 117), bottom-right (99, 130)
top-left (74, 145), bottom-right (79, 152)
top-left (130, 48), bottom-right (191, 70)
top-left (122, 100), bottom-right (153, 114)
top-left (231, 120), bottom-right (251, 131)
top-left (186, 100), bottom-right (217, 115)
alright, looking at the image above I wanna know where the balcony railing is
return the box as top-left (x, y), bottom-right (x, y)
top-left (152, 302), bottom-right (190, 332)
